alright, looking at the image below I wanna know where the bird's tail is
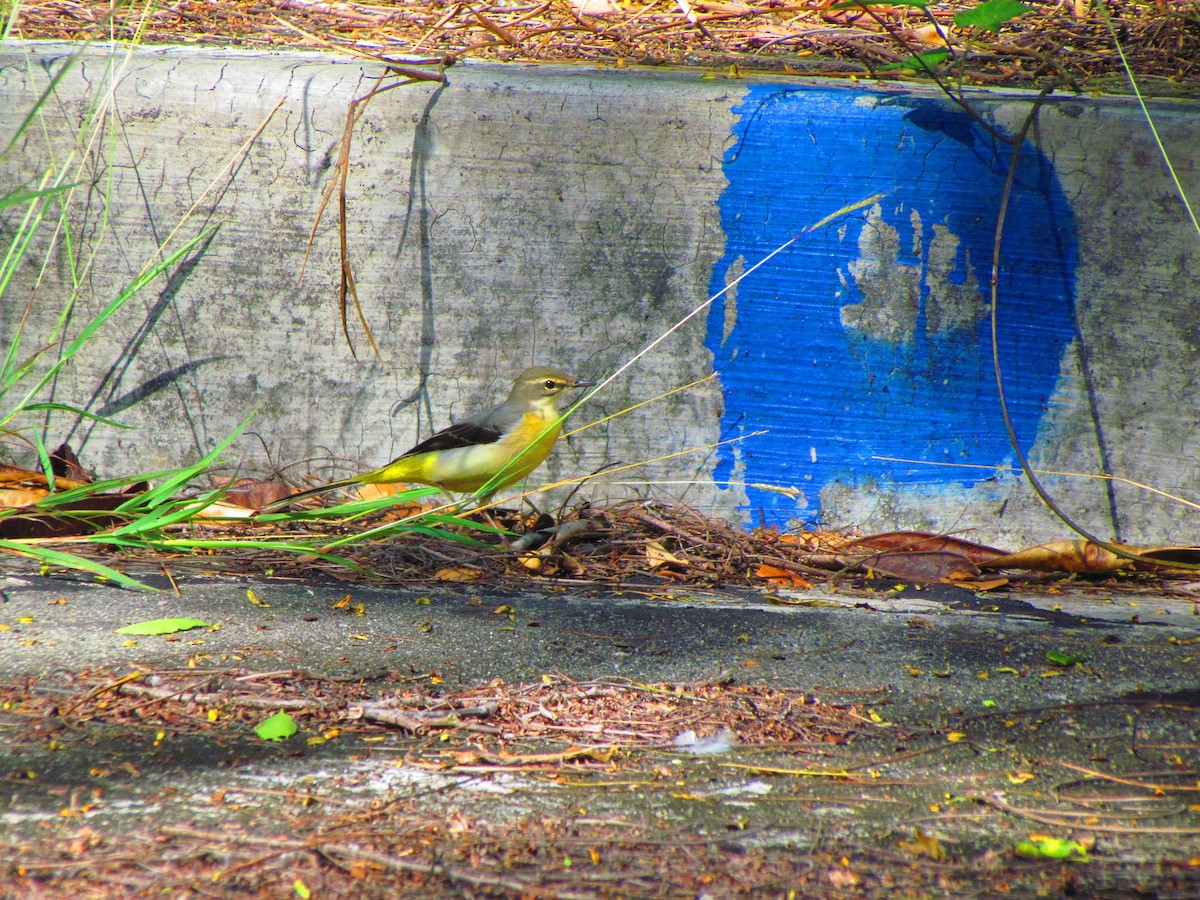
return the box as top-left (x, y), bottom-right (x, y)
top-left (261, 477), bottom-right (361, 513)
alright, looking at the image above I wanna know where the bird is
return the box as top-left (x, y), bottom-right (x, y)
top-left (264, 366), bottom-right (594, 511)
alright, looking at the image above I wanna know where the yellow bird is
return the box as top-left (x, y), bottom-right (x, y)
top-left (266, 366), bottom-right (593, 510)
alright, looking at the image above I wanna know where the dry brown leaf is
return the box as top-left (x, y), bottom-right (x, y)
top-left (435, 566), bottom-right (483, 582)
top-left (951, 577), bottom-right (1009, 591)
top-left (217, 478), bottom-right (295, 510)
top-left (983, 540), bottom-right (1129, 574)
top-left (0, 486), bottom-right (50, 509)
top-left (353, 482), bottom-right (435, 517)
top-left (846, 530), bottom-right (1006, 566)
top-left (646, 540), bottom-right (686, 569)
top-left (443, 746), bottom-right (612, 767)
top-left (0, 492), bottom-right (144, 539)
top-left (1131, 547), bottom-right (1200, 570)
top-left (195, 501), bottom-right (257, 519)
top-left (858, 550), bottom-right (979, 584)
top-left (755, 563), bottom-right (812, 588)
top-left (0, 463), bottom-right (90, 490)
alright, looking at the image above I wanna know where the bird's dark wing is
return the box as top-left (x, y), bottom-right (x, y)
top-left (399, 420), bottom-right (503, 458)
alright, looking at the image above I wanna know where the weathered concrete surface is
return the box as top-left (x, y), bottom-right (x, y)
top-left (2, 43), bottom-right (1199, 547)
top-left (3, 572), bottom-right (1198, 688)
top-left (1, 574), bottom-right (1199, 895)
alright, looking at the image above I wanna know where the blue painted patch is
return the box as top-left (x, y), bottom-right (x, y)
top-left (706, 86), bottom-right (1077, 526)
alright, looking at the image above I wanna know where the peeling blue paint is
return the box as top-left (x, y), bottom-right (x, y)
top-left (706, 86), bottom-right (1078, 527)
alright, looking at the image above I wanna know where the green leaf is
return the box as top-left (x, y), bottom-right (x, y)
top-left (115, 617), bottom-right (211, 636)
top-left (1046, 649), bottom-right (1085, 666)
top-left (880, 49), bottom-right (951, 72)
top-left (256, 711), bottom-right (298, 742)
top-left (1015, 837), bottom-right (1088, 859)
top-left (954, 0), bottom-right (1031, 32)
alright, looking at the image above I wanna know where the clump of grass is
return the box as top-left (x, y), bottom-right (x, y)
top-left (0, 25), bottom-right (483, 589)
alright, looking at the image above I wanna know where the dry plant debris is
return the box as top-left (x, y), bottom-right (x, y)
top-left (143, 498), bottom-right (1200, 597)
top-left (7, 452), bottom-right (1200, 597)
top-left (11, 0), bottom-right (1200, 87)
top-left (4, 668), bottom-right (1200, 896)
top-left (1, 669), bottom-right (890, 760)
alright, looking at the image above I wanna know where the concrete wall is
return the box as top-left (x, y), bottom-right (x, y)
top-left (1, 43), bottom-right (1197, 547)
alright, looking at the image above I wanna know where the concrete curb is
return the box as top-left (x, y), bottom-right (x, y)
top-left (2, 43), bottom-right (1198, 545)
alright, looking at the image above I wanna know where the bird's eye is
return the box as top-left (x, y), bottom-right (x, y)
top-left (544, 379), bottom-right (556, 390)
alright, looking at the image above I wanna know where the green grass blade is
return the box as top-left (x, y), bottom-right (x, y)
top-left (116, 411), bottom-right (251, 514)
top-left (420, 513), bottom-right (508, 535)
top-left (0, 539), bottom-right (150, 590)
top-left (33, 471), bottom-right (172, 509)
top-left (253, 486), bottom-right (443, 523)
top-left (1, 53), bottom-right (78, 157)
top-left (0, 176), bottom-right (57, 321)
top-left (9, 224), bottom-right (219, 423)
top-left (94, 536), bottom-right (370, 573)
top-left (32, 429), bottom-right (55, 492)
top-left (318, 517), bottom-right (488, 551)
top-left (21, 402), bottom-right (133, 429)
top-left (0, 182), bottom-right (86, 211)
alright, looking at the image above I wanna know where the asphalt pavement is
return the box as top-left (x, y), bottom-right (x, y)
top-left (2, 571), bottom-right (1199, 896)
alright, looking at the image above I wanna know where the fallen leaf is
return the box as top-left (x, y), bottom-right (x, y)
top-left (1132, 547), bottom-right (1200, 570)
top-left (857, 550), bottom-right (979, 584)
top-left (984, 540), bottom-right (1129, 574)
top-left (255, 711), bottom-right (298, 742)
top-left (646, 540), bottom-right (686, 569)
top-left (0, 486), bottom-right (50, 508)
top-left (1046, 649), bottom-right (1085, 666)
top-left (755, 563), bottom-right (811, 588)
top-left (0, 491), bottom-right (145, 539)
top-left (845, 531), bottom-right (1006, 565)
top-left (897, 828), bottom-right (946, 861)
top-left (351, 482), bottom-right (431, 516)
top-left (952, 577), bottom-right (1009, 591)
top-left (215, 478), bottom-right (294, 510)
top-left (436, 567), bottom-right (483, 582)
top-left (115, 618), bottom-right (211, 636)
top-left (0, 463), bottom-right (90, 490)
top-left (1015, 836), bottom-right (1088, 859)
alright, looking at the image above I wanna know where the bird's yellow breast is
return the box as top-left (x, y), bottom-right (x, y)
top-left (371, 406), bottom-right (562, 494)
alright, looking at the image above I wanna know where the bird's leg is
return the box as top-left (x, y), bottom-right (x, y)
top-left (468, 490), bottom-right (511, 537)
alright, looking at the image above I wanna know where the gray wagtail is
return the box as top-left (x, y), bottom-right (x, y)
top-left (266, 366), bottom-right (593, 510)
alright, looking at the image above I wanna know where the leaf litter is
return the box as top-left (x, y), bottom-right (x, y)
top-left (7, 453), bottom-right (1200, 605)
top-left (4, 665), bottom-right (1200, 895)
top-left (11, 0), bottom-right (1200, 88)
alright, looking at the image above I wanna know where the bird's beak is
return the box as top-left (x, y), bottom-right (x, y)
top-left (572, 379), bottom-right (596, 389)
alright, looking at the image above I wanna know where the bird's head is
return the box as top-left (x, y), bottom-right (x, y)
top-left (508, 367), bottom-right (595, 406)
